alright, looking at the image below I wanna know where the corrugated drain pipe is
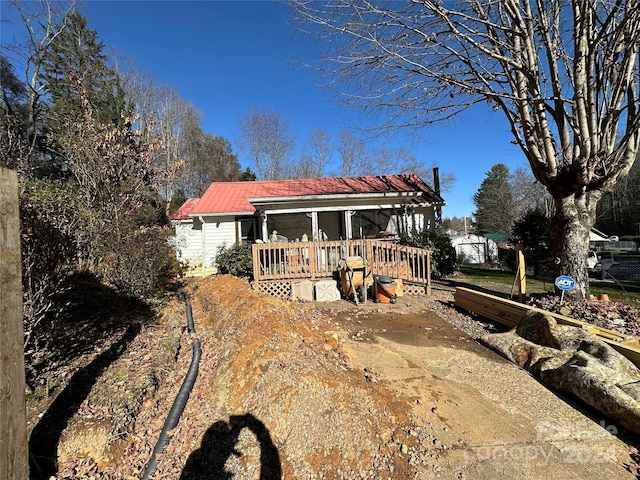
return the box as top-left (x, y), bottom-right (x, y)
top-left (141, 290), bottom-right (201, 479)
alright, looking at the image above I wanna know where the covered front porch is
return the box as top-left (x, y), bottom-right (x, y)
top-left (251, 206), bottom-right (427, 243)
top-left (252, 238), bottom-right (431, 299)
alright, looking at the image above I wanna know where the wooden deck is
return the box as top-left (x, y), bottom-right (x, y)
top-left (252, 239), bottom-right (431, 297)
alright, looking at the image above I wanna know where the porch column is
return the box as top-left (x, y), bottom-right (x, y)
top-left (344, 210), bottom-right (353, 240)
top-left (260, 211), bottom-right (268, 242)
top-left (310, 211), bottom-right (319, 240)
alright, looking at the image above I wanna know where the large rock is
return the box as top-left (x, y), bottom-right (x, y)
top-left (480, 311), bottom-right (640, 435)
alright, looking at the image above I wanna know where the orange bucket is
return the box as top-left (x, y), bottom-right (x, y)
top-left (378, 283), bottom-right (397, 303)
top-left (376, 276), bottom-right (397, 303)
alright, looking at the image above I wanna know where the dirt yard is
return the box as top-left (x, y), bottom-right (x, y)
top-left (28, 275), bottom-right (640, 479)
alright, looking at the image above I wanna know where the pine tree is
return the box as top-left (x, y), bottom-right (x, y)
top-left (40, 11), bottom-right (128, 129)
top-left (473, 164), bottom-right (515, 235)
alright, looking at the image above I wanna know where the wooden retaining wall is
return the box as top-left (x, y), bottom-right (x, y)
top-left (454, 287), bottom-right (640, 368)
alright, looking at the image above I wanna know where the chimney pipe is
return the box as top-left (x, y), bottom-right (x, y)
top-left (433, 167), bottom-right (442, 224)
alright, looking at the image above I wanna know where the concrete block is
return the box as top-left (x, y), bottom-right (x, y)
top-left (291, 280), bottom-right (314, 301)
top-left (315, 279), bottom-right (341, 302)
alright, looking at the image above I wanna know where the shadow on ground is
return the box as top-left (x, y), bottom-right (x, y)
top-left (28, 272), bottom-right (154, 479)
top-left (180, 413), bottom-right (282, 480)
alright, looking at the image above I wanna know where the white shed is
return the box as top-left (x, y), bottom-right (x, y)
top-left (450, 234), bottom-right (498, 264)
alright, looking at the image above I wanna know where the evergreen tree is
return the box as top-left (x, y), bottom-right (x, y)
top-left (40, 11), bottom-right (128, 129)
top-left (511, 209), bottom-right (552, 276)
top-left (0, 55), bottom-right (29, 171)
top-left (473, 164), bottom-right (515, 235)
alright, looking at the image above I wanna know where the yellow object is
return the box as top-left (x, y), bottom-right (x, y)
top-left (516, 244), bottom-right (526, 301)
top-left (340, 256), bottom-right (367, 303)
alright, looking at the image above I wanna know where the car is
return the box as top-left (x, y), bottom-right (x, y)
top-left (591, 251), bottom-right (616, 279)
top-left (587, 251), bottom-right (598, 270)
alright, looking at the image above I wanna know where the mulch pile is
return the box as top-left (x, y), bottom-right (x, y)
top-left (528, 295), bottom-right (640, 337)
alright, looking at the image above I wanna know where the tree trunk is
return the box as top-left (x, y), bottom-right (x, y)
top-left (549, 192), bottom-right (599, 301)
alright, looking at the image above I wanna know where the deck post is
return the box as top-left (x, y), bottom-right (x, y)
top-left (252, 244), bottom-right (261, 290)
top-left (0, 167), bottom-right (28, 480)
top-left (426, 250), bottom-right (432, 295)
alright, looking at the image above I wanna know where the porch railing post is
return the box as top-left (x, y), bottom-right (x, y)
top-left (365, 239), bottom-right (373, 270)
top-left (252, 244), bottom-right (261, 287)
top-left (309, 242), bottom-right (317, 279)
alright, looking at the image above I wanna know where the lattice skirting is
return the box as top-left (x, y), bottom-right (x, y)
top-left (255, 281), bottom-right (291, 298)
top-left (403, 283), bottom-right (428, 296)
top-left (254, 280), bottom-right (429, 299)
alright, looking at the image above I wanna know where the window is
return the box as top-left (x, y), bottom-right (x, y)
top-left (238, 218), bottom-right (257, 243)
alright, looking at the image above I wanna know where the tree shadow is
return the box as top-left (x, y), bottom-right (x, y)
top-left (180, 413), bottom-right (282, 480)
top-left (28, 272), bottom-right (152, 479)
top-left (434, 277), bottom-right (516, 298)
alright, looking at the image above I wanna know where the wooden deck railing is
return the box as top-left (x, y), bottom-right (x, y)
top-left (252, 239), bottom-right (431, 293)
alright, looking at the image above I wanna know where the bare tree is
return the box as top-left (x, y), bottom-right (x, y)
top-left (370, 144), bottom-right (456, 192)
top-left (596, 152), bottom-right (640, 235)
top-left (290, 0), bottom-right (640, 299)
top-left (113, 56), bottom-right (159, 145)
top-left (304, 127), bottom-right (332, 177)
top-left (237, 108), bottom-right (296, 180)
top-left (2, 0), bottom-right (78, 171)
top-left (289, 127), bottom-right (331, 178)
top-left (116, 61), bottom-right (204, 212)
top-left (336, 129), bottom-right (371, 176)
top-left (154, 86), bottom-right (199, 214)
top-left (511, 167), bottom-right (553, 219)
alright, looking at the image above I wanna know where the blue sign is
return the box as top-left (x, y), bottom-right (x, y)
top-left (555, 275), bottom-right (576, 291)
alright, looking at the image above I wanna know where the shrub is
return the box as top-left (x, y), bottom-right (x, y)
top-left (407, 229), bottom-right (457, 278)
top-left (98, 225), bottom-right (179, 299)
top-left (20, 180), bottom-right (79, 369)
top-left (215, 242), bottom-right (254, 279)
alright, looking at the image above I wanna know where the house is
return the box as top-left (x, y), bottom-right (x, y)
top-left (171, 173), bottom-right (445, 271)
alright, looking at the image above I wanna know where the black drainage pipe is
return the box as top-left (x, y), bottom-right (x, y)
top-left (141, 290), bottom-right (201, 479)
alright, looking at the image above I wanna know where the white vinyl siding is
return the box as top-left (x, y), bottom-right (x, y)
top-left (173, 216), bottom-right (237, 268)
top-left (173, 221), bottom-right (203, 265)
top-left (200, 216), bottom-right (236, 267)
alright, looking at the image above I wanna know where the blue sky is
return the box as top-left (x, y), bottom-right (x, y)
top-left (1, 0), bottom-right (527, 218)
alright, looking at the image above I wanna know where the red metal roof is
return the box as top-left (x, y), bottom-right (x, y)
top-left (171, 197), bottom-right (200, 220)
top-left (184, 174), bottom-right (444, 216)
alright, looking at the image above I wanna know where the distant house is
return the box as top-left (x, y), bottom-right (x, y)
top-left (450, 234), bottom-right (499, 264)
top-left (171, 173), bottom-right (445, 270)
